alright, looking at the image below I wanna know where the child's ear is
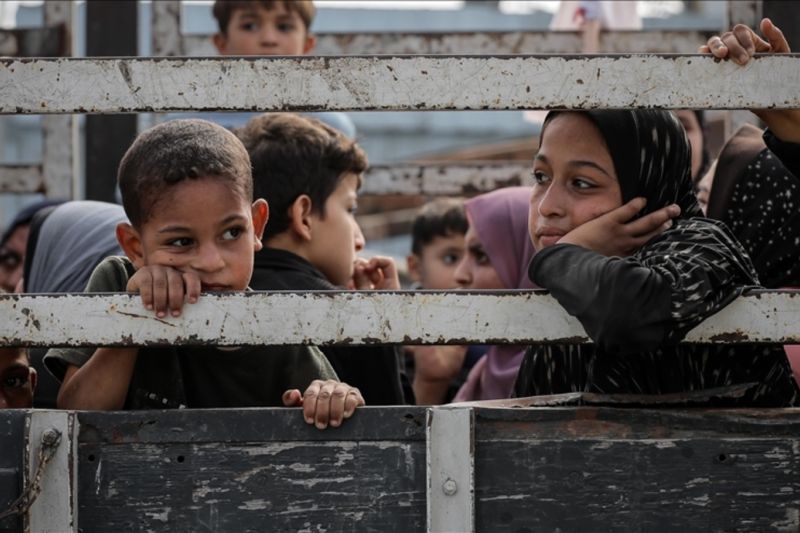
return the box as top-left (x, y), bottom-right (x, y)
top-left (289, 195), bottom-right (314, 242)
top-left (251, 199), bottom-right (269, 251)
top-left (406, 254), bottom-right (422, 283)
top-left (212, 32), bottom-right (228, 54)
top-left (302, 34), bottom-right (317, 54)
top-left (28, 365), bottom-right (37, 393)
top-left (116, 222), bottom-right (146, 270)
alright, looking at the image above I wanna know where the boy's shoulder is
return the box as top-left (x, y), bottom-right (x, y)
top-left (85, 255), bottom-right (136, 293)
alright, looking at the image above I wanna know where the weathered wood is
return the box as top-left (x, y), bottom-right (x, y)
top-left (2, 55), bottom-right (799, 114)
top-left (2, 290), bottom-right (799, 347)
top-left (0, 411), bottom-right (26, 532)
top-left (7, 407), bottom-right (795, 532)
top-left (76, 408), bottom-right (427, 532)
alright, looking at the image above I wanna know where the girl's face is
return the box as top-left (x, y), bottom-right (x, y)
top-left (529, 113), bottom-right (623, 250)
top-left (453, 225), bottom-right (504, 289)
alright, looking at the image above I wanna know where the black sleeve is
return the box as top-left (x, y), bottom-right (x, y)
top-left (530, 244), bottom-right (671, 354)
top-left (530, 221), bottom-right (756, 354)
top-left (764, 128), bottom-right (800, 179)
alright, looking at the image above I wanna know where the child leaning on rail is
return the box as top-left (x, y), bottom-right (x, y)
top-left (45, 119), bottom-right (364, 428)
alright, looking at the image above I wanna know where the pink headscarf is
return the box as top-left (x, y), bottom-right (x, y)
top-left (453, 186), bottom-right (535, 402)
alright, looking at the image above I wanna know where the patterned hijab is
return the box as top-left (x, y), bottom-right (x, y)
top-left (542, 109), bottom-right (704, 219)
top-left (453, 186), bottom-right (535, 402)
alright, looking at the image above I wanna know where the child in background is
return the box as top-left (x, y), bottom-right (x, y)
top-left (47, 119), bottom-right (363, 428)
top-left (405, 198), bottom-right (478, 405)
top-left (0, 348), bottom-right (35, 409)
top-left (208, 0), bottom-right (355, 137)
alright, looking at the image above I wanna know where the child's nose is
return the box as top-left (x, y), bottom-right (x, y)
top-left (193, 244), bottom-right (225, 272)
top-left (537, 183), bottom-right (567, 218)
top-left (453, 257), bottom-right (471, 288)
top-left (353, 222), bottom-right (365, 252)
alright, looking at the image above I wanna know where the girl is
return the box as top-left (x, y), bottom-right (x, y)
top-left (514, 109), bottom-right (799, 406)
top-left (452, 186), bottom-right (535, 402)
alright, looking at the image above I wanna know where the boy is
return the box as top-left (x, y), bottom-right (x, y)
top-left (406, 198), bottom-right (468, 291)
top-left (404, 199), bottom-right (476, 405)
top-left (208, 0), bottom-right (355, 137)
top-left (236, 113), bottom-right (409, 405)
top-left (0, 347), bottom-right (36, 409)
top-left (46, 119), bottom-right (363, 428)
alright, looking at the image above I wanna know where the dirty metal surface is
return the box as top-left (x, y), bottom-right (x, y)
top-left (57, 407), bottom-right (800, 532)
top-left (1, 290), bottom-right (799, 347)
top-left (2, 55), bottom-right (798, 114)
top-left (0, 165), bottom-right (44, 194)
top-left (362, 162), bottom-right (529, 196)
top-left (0, 26), bottom-right (66, 57)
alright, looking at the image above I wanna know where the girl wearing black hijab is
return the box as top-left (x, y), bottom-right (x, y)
top-left (514, 109), bottom-right (799, 406)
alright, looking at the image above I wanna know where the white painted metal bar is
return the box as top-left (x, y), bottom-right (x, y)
top-left (1, 291), bottom-right (797, 347)
top-left (724, 0), bottom-right (764, 138)
top-left (426, 407), bottom-right (474, 533)
top-left (2, 55), bottom-right (798, 114)
top-left (41, 1), bottom-right (77, 200)
top-left (361, 162), bottom-right (530, 196)
top-left (24, 411), bottom-right (78, 533)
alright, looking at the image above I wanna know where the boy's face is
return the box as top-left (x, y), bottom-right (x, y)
top-left (308, 173), bottom-right (365, 287)
top-left (0, 348), bottom-right (35, 409)
top-left (119, 177), bottom-right (268, 292)
top-left (213, 3), bottom-right (315, 56)
top-left (407, 233), bottom-right (465, 290)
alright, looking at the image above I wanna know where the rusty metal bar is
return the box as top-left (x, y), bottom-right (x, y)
top-left (1, 55), bottom-right (798, 114)
top-left (0, 291), bottom-right (797, 347)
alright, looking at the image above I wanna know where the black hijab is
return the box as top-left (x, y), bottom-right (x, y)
top-left (541, 109), bottom-right (703, 219)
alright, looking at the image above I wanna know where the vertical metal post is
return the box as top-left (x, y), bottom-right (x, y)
top-left (427, 407), bottom-right (475, 533)
top-left (84, 0), bottom-right (138, 202)
top-left (42, 1), bottom-right (77, 200)
top-left (24, 411), bottom-right (79, 533)
top-left (723, 0), bottom-right (763, 138)
top-left (151, 0), bottom-right (184, 56)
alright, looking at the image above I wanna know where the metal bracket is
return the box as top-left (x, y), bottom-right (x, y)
top-left (427, 407), bottom-right (474, 533)
top-left (24, 410), bottom-right (78, 533)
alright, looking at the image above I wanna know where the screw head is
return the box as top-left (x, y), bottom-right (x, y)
top-left (442, 478), bottom-right (458, 496)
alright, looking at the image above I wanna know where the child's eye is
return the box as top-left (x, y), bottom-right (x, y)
top-left (3, 374), bottom-right (29, 390)
top-left (531, 171), bottom-right (550, 185)
top-left (442, 253), bottom-right (461, 266)
top-left (277, 22), bottom-right (297, 32)
top-left (348, 205), bottom-right (358, 215)
top-left (572, 178), bottom-right (596, 190)
top-left (240, 22), bottom-right (258, 32)
top-left (167, 237), bottom-right (193, 248)
top-left (222, 227), bottom-right (243, 241)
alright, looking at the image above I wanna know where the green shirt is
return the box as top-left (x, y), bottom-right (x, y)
top-left (45, 256), bottom-right (337, 409)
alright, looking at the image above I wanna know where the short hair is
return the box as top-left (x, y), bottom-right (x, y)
top-left (411, 198), bottom-right (469, 255)
top-left (212, 0), bottom-right (316, 34)
top-left (118, 119), bottom-right (252, 228)
top-left (236, 113), bottom-right (368, 240)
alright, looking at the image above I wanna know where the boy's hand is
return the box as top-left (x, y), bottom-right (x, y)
top-left (282, 379), bottom-right (365, 429)
top-left (557, 198), bottom-right (680, 257)
top-left (351, 256), bottom-right (401, 290)
top-left (700, 18), bottom-right (800, 143)
top-left (126, 265), bottom-right (201, 318)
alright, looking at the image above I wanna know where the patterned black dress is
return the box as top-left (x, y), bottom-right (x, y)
top-left (513, 110), bottom-right (800, 407)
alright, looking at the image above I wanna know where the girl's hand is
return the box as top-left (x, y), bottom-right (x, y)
top-left (558, 198), bottom-right (680, 257)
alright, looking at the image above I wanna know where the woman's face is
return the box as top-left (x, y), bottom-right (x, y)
top-left (529, 113), bottom-right (623, 250)
top-left (453, 225), bottom-right (504, 289)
